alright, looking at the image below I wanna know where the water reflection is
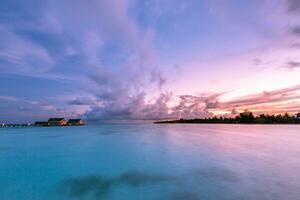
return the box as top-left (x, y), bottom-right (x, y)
top-left (169, 192), bottom-right (200, 200)
top-left (118, 171), bottom-right (176, 186)
top-left (58, 167), bottom-right (238, 199)
top-left (59, 171), bottom-right (178, 199)
top-left (59, 176), bottom-right (112, 198)
top-left (192, 167), bottom-right (240, 183)
top-left (1, 124), bottom-right (300, 200)
top-left (0, 147), bottom-right (10, 151)
top-left (41, 135), bottom-right (63, 138)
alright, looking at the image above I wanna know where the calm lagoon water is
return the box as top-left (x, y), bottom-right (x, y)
top-left (0, 124), bottom-right (300, 200)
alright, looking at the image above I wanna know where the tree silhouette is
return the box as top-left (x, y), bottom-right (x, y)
top-left (238, 110), bottom-right (254, 123)
top-left (156, 110), bottom-right (300, 124)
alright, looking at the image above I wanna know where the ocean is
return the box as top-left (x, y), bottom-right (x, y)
top-left (0, 124), bottom-right (300, 200)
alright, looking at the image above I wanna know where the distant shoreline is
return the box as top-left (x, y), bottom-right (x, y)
top-left (155, 111), bottom-right (300, 125)
top-left (154, 120), bottom-right (300, 125)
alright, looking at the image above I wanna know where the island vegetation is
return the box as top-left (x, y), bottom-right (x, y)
top-left (155, 110), bottom-right (300, 124)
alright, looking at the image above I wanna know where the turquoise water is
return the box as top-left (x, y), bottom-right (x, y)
top-left (0, 124), bottom-right (300, 200)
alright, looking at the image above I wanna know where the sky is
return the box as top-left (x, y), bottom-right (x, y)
top-left (1, 0), bottom-right (300, 123)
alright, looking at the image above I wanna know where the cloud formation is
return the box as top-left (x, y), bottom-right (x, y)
top-left (67, 97), bottom-right (97, 106)
top-left (0, 0), bottom-right (168, 122)
top-left (81, 83), bottom-right (300, 121)
top-left (286, 0), bottom-right (300, 13)
top-left (0, 25), bottom-right (53, 74)
top-left (207, 84), bottom-right (300, 115)
top-left (85, 92), bottom-right (216, 121)
top-left (284, 61), bottom-right (300, 70)
top-left (1, 0), bottom-right (300, 122)
top-left (291, 26), bottom-right (300, 36)
top-left (0, 95), bottom-right (80, 123)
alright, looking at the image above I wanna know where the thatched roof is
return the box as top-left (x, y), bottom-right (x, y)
top-left (48, 118), bottom-right (65, 122)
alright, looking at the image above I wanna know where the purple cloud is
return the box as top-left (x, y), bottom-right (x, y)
top-left (84, 84), bottom-right (300, 121)
top-left (84, 92), bottom-right (216, 121)
top-left (284, 61), bottom-right (300, 70)
top-left (0, 25), bottom-right (53, 74)
top-left (286, 0), bottom-right (300, 13)
top-left (67, 97), bottom-right (97, 106)
top-left (1, 0), bottom-right (300, 122)
top-left (291, 26), bottom-right (300, 36)
top-left (209, 84), bottom-right (300, 114)
top-left (0, 96), bottom-right (79, 123)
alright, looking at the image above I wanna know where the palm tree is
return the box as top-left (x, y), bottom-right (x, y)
top-left (239, 110), bottom-right (255, 123)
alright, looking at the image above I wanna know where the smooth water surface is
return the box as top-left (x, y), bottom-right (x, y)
top-left (0, 124), bottom-right (300, 200)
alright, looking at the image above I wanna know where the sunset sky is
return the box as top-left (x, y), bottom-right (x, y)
top-left (1, 0), bottom-right (300, 123)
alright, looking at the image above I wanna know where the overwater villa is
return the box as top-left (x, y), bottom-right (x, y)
top-left (34, 121), bottom-right (50, 126)
top-left (48, 118), bottom-right (67, 126)
top-left (67, 119), bottom-right (85, 126)
top-left (33, 118), bottom-right (85, 127)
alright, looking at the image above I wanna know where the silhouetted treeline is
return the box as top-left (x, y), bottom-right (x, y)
top-left (155, 110), bottom-right (300, 124)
